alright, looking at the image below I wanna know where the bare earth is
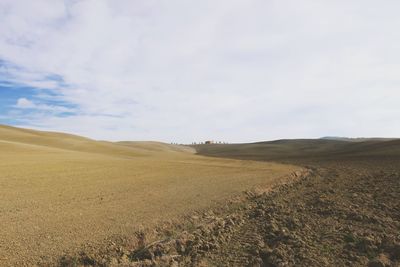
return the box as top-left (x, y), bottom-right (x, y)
top-left (189, 143), bottom-right (400, 267)
top-left (72, 160), bottom-right (399, 267)
top-left (0, 125), bottom-right (298, 266)
top-left (3, 126), bottom-right (398, 266)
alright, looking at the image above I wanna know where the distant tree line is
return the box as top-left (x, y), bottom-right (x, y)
top-left (170, 141), bottom-right (229, 145)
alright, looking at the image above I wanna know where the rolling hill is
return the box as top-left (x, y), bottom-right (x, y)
top-left (191, 138), bottom-right (400, 266)
top-left (0, 124), bottom-right (193, 157)
top-left (193, 138), bottom-right (400, 162)
top-left (0, 125), bottom-right (298, 266)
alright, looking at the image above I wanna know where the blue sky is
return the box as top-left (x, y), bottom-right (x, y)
top-left (0, 83), bottom-right (76, 124)
top-left (1, 0), bottom-right (400, 142)
top-left (0, 59), bottom-right (76, 126)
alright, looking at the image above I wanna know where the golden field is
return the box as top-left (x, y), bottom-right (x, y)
top-left (0, 125), bottom-right (299, 266)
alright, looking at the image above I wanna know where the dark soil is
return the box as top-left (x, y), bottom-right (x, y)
top-left (205, 159), bottom-right (400, 267)
top-left (56, 156), bottom-right (400, 266)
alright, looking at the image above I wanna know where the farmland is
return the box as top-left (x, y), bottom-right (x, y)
top-left (0, 125), bottom-right (298, 266)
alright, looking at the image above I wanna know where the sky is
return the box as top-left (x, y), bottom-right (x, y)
top-left (0, 0), bottom-right (400, 143)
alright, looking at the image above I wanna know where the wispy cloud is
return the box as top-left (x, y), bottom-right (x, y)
top-left (0, 0), bottom-right (400, 142)
top-left (14, 97), bottom-right (75, 113)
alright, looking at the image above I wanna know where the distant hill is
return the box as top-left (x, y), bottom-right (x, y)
top-left (0, 124), bottom-right (192, 157)
top-left (193, 138), bottom-right (400, 162)
top-left (320, 136), bottom-right (397, 142)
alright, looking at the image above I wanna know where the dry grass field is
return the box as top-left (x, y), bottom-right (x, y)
top-left (0, 125), bottom-right (299, 266)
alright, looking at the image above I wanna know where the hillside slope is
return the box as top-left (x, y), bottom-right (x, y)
top-left (0, 125), bottom-right (298, 266)
top-left (0, 125), bottom-right (192, 157)
top-left (60, 138), bottom-right (400, 266)
top-left (194, 138), bottom-right (400, 162)
top-left (190, 139), bottom-right (400, 267)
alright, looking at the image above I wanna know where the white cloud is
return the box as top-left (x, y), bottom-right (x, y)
top-left (1, 0), bottom-right (400, 142)
top-left (14, 97), bottom-right (74, 114)
top-left (15, 97), bottom-right (34, 108)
